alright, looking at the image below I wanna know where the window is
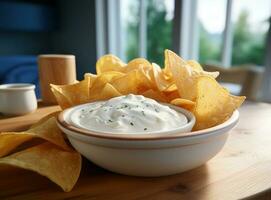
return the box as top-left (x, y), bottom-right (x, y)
top-left (121, 0), bottom-right (174, 66)
top-left (196, 0), bottom-right (271, 67)
top-left (172, 0), bottom-right (271, 67)
top-left (96, 0), bottom-right (270, 67)
top-left (95, 0), bottom-right (271, 100)
top-left (231, 0), bottom-right (271, 66)
top-left (197, 0), bottom-right (227, 64)
top-left (146, 0), bottom-right (174, 66)
top-left (120, 0), bottom-right (140, 61)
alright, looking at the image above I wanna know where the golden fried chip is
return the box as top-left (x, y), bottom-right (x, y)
top-left (163, 89), bottom-right (180, 102)
top-left (99, 71), bottom-right (125, 82)
top-left (152, 63), bottom-right (174, 91)
top-left (50, 78), bottom-right (90, 107)
top-left (136, 66), bottom-right (156, 92)
top-left (187, 60), bottom-right (219, 78)
top-left (51, 87), bottom-right (72, 109)
top-left (0, 117), bottom-right (71, 157)
top-left (31, 111), bottom-right (60, 129)
top-left (111, 70), bottom-right (138, 95)
top-left (89, 83), bottom-right (122, 101)
top-left (0, 134), bottom-right (32, 157)
top-left (187, 60), bottom-right (203, 71)
top-left (162, 59), bottom-right (172, 78)
top-left (0, 142), bottom-right (81, 192)
top-left (164, 84), bottom-right (177, 92)
top-left (193, 76), bottom-right (245, 130)
top-left (88, 76), bottom-right (108, 97)
top-left (84, 73), bottom-right (97, 88)
top-left (192, 69), bottom-right (220, 78)
top-left (165, 49), bottom-right (198, 101)
top-left (170, 98), bottom-right (195, 111)
top-left (88, 72), bottom-right (124, 99)
top-left (141, 89), bottom-right (168, 102)
top-left (165, 50), bottom-right (219, 100)
top-left (27, 117), bottom-right (71, 151)
top-left (125, 58), bottom-right (152, 73)
top-left (96, 54), bottom-right (125, 74)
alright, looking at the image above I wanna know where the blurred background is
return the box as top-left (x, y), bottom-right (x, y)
top-left (0, 0), bottom-right (270, 101)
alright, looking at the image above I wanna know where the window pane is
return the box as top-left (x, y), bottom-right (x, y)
top-left (121, 0), bottom-right (174, 65)
top-left (121, 0), bottom-right (140, 61)
top-left (197, 0), bottom-right (227, 64)
top-left (231, 0), bottom-right (271, 66)
top-left (147, 0), bottom-right (174, 66)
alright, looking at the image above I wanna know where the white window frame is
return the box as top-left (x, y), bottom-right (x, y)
top-left (95, 0), bottom-right (147, 61)
top-left (221, 0), bottom-right (233, 67)
top-left (138, 0), bottom-right (147, 58)
top-left (95, 0), bottom-right (123, 60)
top-left (173, 0), bottom-right (199, 60)
top-left (174, 0), bottom-right (234, 66)
top-left (95, 0), bottom-right (106, 59)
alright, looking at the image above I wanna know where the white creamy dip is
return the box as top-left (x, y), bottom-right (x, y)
top-left (70, 94), bottom-right (188, 134)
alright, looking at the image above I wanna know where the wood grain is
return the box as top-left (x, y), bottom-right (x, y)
top-left (0, 104), bottom-right (60, 132)
top-left (38, 55), bottom-right (77, 104)
top-left (0, 101), bottom-right (271, 200)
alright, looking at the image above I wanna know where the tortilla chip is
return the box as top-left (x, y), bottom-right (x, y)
top-left (125, 58), bottom-right (152, 73)
top-left (96, 54), bottom-right (126, 74)
top-left (111, 70), bottom-right (138, 95)
top-left (193, 76), bottom-right (245, 130)
top-left (89, 83), bottom-right (122, 102)
top-left (170, 98), bottom-right (195, 111)
top-left (152, 63), bottom-right (173, 91)
top-left (165, 49), bottom-right (197, 100)
top-left (141, 89), bottom-right (168, 102)
top-left (84, 73), bottom-right (97, 88)
top-left (27, 117), bottom-right (71, 151)
top-left (0, 142), bottom-right (81, 192)
top-left (0, 134), bottom-right (33, 157)
top-left (30, 111), bottom-right (60, 129)
top-left (0, 117), bottom-right (71, 157)
top-left (187, 60), bottom-right (203, 71)
top-left (136, 66), bottom-right (156, 92)
top-left (51, 87), bottom-right (72, 109)
top-left (187, 60), bottom-right (219, 78)
top-left (165, 50), bottom-right (220, 101)
top-left (50, 78), bottom-right (90, 107)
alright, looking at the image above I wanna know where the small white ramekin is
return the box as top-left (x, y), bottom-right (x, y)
top-left (0, 83), bottom-right (37, 115)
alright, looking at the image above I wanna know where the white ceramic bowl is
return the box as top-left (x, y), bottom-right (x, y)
top-left (57, 103), bottom-right (239, 177)
top-left (0, 83), bottom-right (37, 115)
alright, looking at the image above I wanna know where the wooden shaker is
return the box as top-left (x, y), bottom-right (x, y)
top-left (38, 54), bottom-right (77, 104)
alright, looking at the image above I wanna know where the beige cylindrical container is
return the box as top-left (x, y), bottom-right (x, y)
top-left (38, 54), bottom-right (77, 104)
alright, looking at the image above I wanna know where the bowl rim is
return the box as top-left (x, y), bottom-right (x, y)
top-left (57, 102), bottom-right (239, 141)
top-left (0, 83), bottom-right (35, 91)
top-left (62, 101), bottom-right (196, 135)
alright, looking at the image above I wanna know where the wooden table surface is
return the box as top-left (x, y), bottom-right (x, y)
top-left (0, 101), bottom-right (271, 200)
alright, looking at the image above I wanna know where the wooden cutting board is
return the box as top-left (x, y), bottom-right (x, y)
top-left (0, 101), bottom-right (271, 200)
